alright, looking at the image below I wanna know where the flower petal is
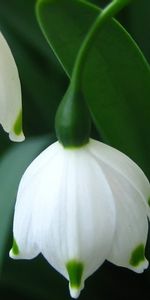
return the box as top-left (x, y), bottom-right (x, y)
top-left (98, 161), bottom-right (149, 273)
top-left (89, 139), bottom-right (150, 204)
top-left (10, 142), bottom-right (60, 259)
top-left (0, 32), bottom-right (24, 141)
top-left (11, 142), bottom-right (116, 297)
top-left (9, 174), bottom-right (40, 259)
top-left (36, 146), bottom-right (116, 291)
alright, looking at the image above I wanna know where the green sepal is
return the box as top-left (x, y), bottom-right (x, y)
top-left (55, 85), bottom-right (91, 147)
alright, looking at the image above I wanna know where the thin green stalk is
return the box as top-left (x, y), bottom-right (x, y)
top-left (71, 0), bottom-right (132, 91)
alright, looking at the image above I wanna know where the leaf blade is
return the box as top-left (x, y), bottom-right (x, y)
top-left (37, 0), bottom-right (150, 177)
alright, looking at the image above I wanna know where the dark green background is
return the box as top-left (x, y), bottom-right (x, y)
top-left (0, 0), bottom-right (150, 299)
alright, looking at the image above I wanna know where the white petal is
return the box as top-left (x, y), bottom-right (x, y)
top-left (37, 146), bottom-right (116, 291)
top-left (11, 142), bottom-right (116, 296)
top-left (16, 141), bottom-right (60, 194)
top-left (98, 160), bottom-right (149, 273)
top-left (89, 139), bottom-right (150, 204)
top-left (0, 32), bottom-right (24, 141)
top-left (10, 141), bottom-right (60, 259)
top-left (69, 286), bottom-right (82, 299)
top-left (9, 174), bottom-right (40, 259)
top-left (9, 128), bottom-right (25, 142)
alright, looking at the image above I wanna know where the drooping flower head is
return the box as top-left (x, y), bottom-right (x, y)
top-left (10, 137), bottom-right (150, 298)
top-left (0, 32), bottom-right (24, 141)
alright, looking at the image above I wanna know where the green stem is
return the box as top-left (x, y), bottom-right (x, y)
top-left (71, 0), bottom-right (132, 91)
top-left (55, 0), bottom-right (132, 147)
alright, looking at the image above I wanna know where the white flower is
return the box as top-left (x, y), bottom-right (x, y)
top-left (10, 138), bottom-right (150, 298)
top-left (0, 32), bottom-right (24, 141)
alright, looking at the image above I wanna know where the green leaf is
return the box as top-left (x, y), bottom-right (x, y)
top-left (36, 0), bottom-right (150, 178)
top-left (127, 0), bottom-right (150, 63)
top-left (0, 135), bottom-right (54, 271)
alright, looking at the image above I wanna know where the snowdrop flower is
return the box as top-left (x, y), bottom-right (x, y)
top-left (0, 32), bottom-right (24, 141)
top-left (10, 138), bottom-right (150, 298)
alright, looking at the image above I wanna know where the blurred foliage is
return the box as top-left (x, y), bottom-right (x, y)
top-left (0, 0), bottom-right (150, 300)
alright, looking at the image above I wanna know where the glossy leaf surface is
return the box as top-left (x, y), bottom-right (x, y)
top-left (37, 0), bottom-right (150, 177)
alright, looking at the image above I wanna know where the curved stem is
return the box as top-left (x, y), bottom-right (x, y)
top-left (71, 0), bottom-right (131, 91)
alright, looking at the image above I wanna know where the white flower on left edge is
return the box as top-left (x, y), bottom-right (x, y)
top-left (0, 32), bottom-right (24, 141)
top-left (9, 139), bottom-right (150, 298)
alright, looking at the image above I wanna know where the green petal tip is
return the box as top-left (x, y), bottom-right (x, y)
top-left (66, 259), bottom-right (84, 289)
top-left (129, 244), bottom-right (145, 267)
top-left (12, 238), bottom-right (20, 256)
top-left (13, 110), bottom-right (23, 136)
